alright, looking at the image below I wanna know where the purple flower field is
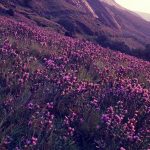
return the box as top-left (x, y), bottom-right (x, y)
top-left (0, 16), bottom-right (150, 150)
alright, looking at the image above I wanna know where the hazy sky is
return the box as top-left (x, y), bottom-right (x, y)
top-left (115, 0), bottom-right (150, 13)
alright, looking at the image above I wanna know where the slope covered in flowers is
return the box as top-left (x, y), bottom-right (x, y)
top-left (0, 16), bottom-right (150, 150)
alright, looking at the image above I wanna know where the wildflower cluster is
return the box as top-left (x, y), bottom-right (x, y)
top-left (0, 16), bottom-right (150, 149)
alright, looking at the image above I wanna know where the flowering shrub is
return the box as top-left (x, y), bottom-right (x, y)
top-left (0, 16), bottom-right (150, 149)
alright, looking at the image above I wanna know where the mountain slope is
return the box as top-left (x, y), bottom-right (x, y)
top-left (0, 0), bottom-right (150, 51)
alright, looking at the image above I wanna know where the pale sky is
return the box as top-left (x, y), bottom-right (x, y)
top-left (115, 0), bottom-right (150, 13)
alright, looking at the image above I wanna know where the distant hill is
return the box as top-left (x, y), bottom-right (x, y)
top-left (135, 11), bottom-right (150, 21)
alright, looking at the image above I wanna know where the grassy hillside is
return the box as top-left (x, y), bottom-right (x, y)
top-left (0, 16), bottom-right (150, 150)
